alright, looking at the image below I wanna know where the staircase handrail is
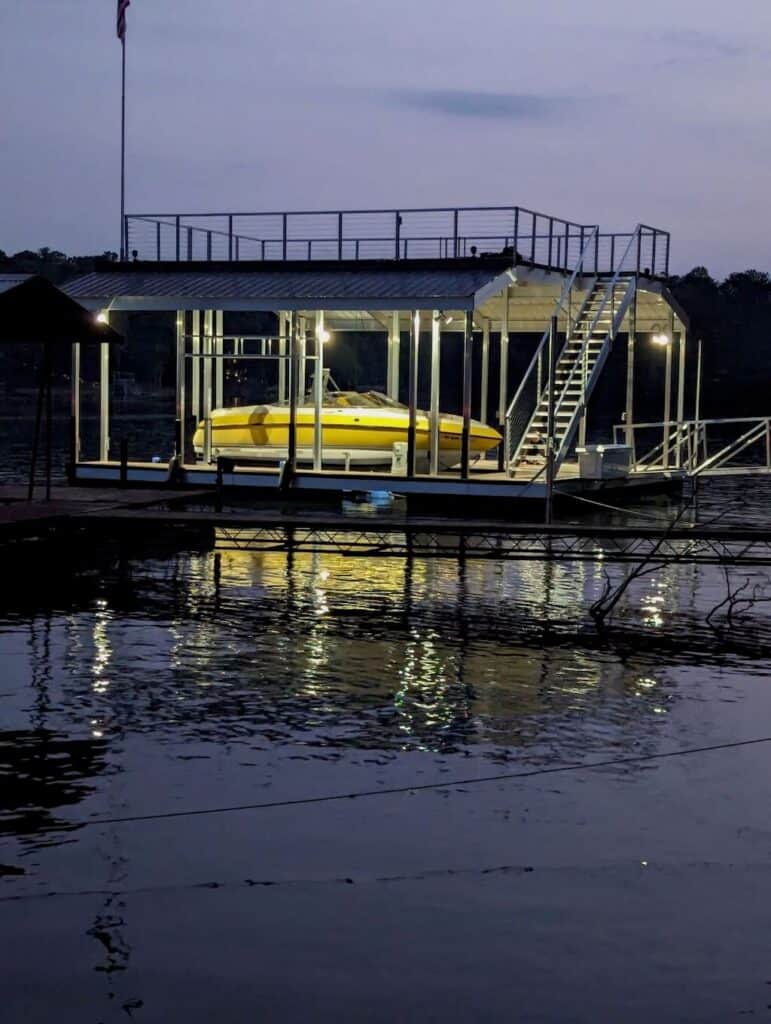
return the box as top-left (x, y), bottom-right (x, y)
top-left (551, 226), bottom-right (641, 424)
top-left (503, 227), bottom-right (599, 461)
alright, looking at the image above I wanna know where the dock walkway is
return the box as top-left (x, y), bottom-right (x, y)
top-left (1, 486), bottom-right (769, 566)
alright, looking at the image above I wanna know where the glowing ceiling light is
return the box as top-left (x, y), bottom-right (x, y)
top-left (96, 311), bottom-right (109, 324)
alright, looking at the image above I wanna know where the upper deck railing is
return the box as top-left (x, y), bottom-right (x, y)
top-left (123, 206), bottom-right (671, 277)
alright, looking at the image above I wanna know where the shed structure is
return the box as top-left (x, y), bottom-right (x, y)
top-left (62, 203), bottom-right (688, 501)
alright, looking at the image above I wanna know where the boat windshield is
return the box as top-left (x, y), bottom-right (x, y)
top-left (300, 391), bottom-right (407, 410)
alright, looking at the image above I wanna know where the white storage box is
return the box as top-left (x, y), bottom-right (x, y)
top-left (576, 444), bottom-right (633, 480)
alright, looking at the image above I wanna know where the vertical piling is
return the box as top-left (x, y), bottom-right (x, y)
top-left (460, 311), bottom-right (473, 478)
top-left (407, 311), bottom-right (420, 475)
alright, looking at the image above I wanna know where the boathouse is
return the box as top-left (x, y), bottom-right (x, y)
top-left (63, 204), bottom-right (690, 501)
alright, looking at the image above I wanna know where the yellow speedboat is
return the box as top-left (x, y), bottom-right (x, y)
top-left (193, 390), bottom-right (501, 470)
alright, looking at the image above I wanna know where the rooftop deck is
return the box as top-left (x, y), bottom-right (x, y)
top-left (124, 205), bottom-right (671, 278)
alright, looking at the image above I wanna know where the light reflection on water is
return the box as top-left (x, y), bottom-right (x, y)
top-left (3, 540), bottom-right (770, 781)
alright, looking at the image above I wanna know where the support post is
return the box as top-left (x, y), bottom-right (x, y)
top-left (497, 287), bottom-right (510, 425)
top-left (625, 292), bottom-right (636, 455)
top-left (298, 317), bottom-right (307, 399)
top-left (663, 343), bottom-right (672, 469)
top-left (215, 310), bottom-right (224, 409)
top-left (175, 311), bottom-right (185, 459)
top-left (460, 311), bottom-right (473, 478)
top-left (278, 312), bottom-right (287, 403)
top-left (69, 340), bottom-right (81, 480)
top-left (313, 311), bottom-right (324, 471)
top-left (429, 311), bottom-right (441, 476)
top-left (676, 324), bottom-right (686, 469)
top-left (497, 286), bottom-right (510, 471)
top-left (287, 311), bottom-right (298, 475)
top-left (99, 332), bottom-right (110, 462)
top-left (191, 310), bottom-right (201, 420)
top-left (480, 320), bottom-right (490, 423)
top-left (545, 316), bottom-right (558, 524)
top-left (387, 311), bottom-right (400, 399)
top-left (44, 343), bottom-right (53, 501)
top-left (28, 348), bottom-right (46, 500)
top-left (407, 311), bottom-right (419, 475)
top-left (695, 337), bottom-right (703, 462)
top-left (202, 310), bottom-right (213, 463)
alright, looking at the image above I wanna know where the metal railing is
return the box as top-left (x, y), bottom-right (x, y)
top-left (122, 206), bottom-right (671, 276)
top-left (615, 418), bottom-right (771, 475)
top-left (503, 228), bottom-right (600, 467)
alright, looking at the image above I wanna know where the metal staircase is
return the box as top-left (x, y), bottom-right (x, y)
top-left (505, 227), bottom-right (642, 475)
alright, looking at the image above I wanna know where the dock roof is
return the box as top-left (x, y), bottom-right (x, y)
top-left (63, 258), bottom-right (515, 313)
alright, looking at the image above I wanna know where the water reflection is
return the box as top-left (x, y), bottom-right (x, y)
top-left (4, 547), bottom-right (702, 764)
top-left (3, 539), bottom-right (771, 803)
top-left (0, 728), bottom-right (108, 840)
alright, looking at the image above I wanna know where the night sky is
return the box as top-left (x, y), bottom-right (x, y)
top-left (2, 0), bottom-right (769, 274)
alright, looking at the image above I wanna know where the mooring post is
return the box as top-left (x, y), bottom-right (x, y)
top-left (545, 315), bottom-right (558, 525)
top-left (215, 456), bottom-right (224, 512)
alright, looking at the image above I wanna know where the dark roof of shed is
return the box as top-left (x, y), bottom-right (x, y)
top-left (0, 275), bottom-right (122, 345)
top-left (63, 257), bottom-right (512, 308)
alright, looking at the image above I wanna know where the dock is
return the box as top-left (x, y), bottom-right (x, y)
top-left (3, 485), bottom-right (771, 566)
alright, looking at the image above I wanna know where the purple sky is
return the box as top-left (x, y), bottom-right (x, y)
top-left (1, 0), bottom-right (769, 275)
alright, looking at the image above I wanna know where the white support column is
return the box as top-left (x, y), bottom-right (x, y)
top-left (313, 311), bottom-right (324, 471)
top-left (278, 312), bottom-right (287, 403)
top-left (175, 311), bottom-right (185, 459)
top-left (298, 316), bottom-right (307, 399)
top-left (388, 311), bottom-right (400, 399)
top-left (480, 320), bottom-right (490, 423)
top-left (215, 310), bottom-right (224, 409)
top-left (430, 311), bottom-right (441, 476)
top-left (663, 343), bottom-right (672, 469)
top-left (99, 323), bottom-right (110, 463)
top-left (191, 310), bottom-right (201, 419)
top-left (407, 311), bottom-right (420, 475)
top-left (625, 293), bottom-right (637, 451)
top-left (203, 310), bottom-right (213, 463)
top-left (497, 286), bottom-right (510, 425)
top-left (676, 320), bottom-right (686, 469)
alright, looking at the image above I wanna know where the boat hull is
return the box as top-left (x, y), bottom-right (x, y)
top-left (193, 405), bottom-right (501, 470)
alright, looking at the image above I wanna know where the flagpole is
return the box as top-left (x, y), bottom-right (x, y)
top-left (120, 34), bottom-right (126, 260)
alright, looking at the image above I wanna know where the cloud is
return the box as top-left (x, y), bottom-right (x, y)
top-left (389, 89), bottom-right (566, 121)
top-left (649, 29), bottom-right (754, 66)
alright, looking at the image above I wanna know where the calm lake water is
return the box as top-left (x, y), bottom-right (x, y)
top-left (3, 414), bottom-right (771, 1022)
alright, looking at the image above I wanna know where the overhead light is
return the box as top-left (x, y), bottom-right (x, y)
top-left (650, 324), bottom-right (670, 345)
top-left (95, 311), bottom-right (109, 324)
top-left (317, 327), bottom-right (331, 343)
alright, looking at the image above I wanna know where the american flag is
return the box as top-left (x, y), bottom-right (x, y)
top-left (117, 0), bottom-right (130, 40)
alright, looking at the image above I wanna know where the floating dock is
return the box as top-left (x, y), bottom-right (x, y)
top-left (3, 486), bottom-right (771, 567)
top-left (56, 202), bottom-right (701, 509)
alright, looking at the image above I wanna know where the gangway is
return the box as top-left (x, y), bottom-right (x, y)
top-left (616, 418), bottom-right (771, 478)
